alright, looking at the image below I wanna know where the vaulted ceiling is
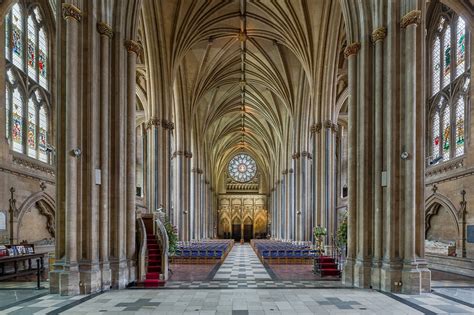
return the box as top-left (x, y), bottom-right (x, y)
top-left (138, 0), bottom-right (346, 192)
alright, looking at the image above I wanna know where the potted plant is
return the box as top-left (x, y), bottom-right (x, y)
top-left (313, 225), bottom-right (327, 253)
top-left (335, 215), bottom-right (348, 256)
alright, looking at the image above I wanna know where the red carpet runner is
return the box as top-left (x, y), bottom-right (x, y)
top-left (143, 233), bottom-right (166, 288)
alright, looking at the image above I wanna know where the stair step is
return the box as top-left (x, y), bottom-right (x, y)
top-left (147, 266), bottom-right (162, 272)
top-left (146, 272), bottom-right (160, 280)
top-left (143, 279), bottom-right (166, 288)
top-left (320, 269), bottom-right (341, 277)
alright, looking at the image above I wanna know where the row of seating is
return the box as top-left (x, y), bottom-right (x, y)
top-left (251, 239), bottom-right (317, 264)
top-left (171, 240), bottom-right (234, 264)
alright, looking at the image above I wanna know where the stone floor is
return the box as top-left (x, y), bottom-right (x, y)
top-left (213, 244), bottom-right (272, 281)
top-left (3, 287), bottom-right (474, 314)
top-left (1, 245), bottom-right (473, 314)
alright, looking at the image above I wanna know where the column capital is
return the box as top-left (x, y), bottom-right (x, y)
top-left (282, 169), bottom-right (288, 175)
top-left (292, 152), bottom-right (300, 160)
top-left (324, 120), bottom-right (339, 133)
top-left (311, 122), bottom-right (322, 134)
top-left (146, 117), bottom-right (161, 130)
top-left (191, 168), bottom-right (203, 174)
top-left (401, 10), bottom-right (421, 28)
top-left (124, 40), bottom-right (143, 57)
top-left (97, 22), bottom-right (113, 38)
top-left (161, 119), bottom-right (175, 130)
top-left (344, 42), bottom-right (361, 59)
top-left (301, 151), bottom-right (312, 159)
top-left (62, 3), bottom-right (82, 22)
top-left (371, 27), bottom-right (387, 43)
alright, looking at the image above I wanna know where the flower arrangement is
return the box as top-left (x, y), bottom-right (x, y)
top-left (313, 225), bottom-right (327, 238)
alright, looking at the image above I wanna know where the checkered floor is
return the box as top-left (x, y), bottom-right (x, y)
top-left (164, 280), bottom-right (344, 289)
top-left (212, 244), bottom-right (271, 281)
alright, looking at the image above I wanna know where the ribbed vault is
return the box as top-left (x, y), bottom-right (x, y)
top-left (139, 0), bottom-right (343, 195)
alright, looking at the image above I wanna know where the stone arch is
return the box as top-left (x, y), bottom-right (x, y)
top-left (425, 193), bottom-right (460, 240)
top-left (16, 191), bottom-right (55, 240)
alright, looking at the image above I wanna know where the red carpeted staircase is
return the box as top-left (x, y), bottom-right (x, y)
top-left (316, 256), bottom-right (341, 277)
top-left (143, 233), bottom-right (166, 288)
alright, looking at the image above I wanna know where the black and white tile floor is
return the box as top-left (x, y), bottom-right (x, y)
top-left (213, 244), bottom-right (271, 281)
top-left (1, 245), bottom-right (474, 314)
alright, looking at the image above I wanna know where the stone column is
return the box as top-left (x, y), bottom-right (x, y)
top-left (191, 168), bottom-right (202, 239)
top-left (322, 121), bottom-right (337, 247)
top-left (49, 3), bottom-right (82, 296)
top-left (124, 39), bottom-right (141, 283)
top-left (371, 26), bottom-right (387, 290)
top-left (145, 118), bottom-right (162, 213)
top-left (400, 9), bottom-right (422, 295)
top-left (96, 21), bottom-right (112, 292)
top-left (342, 42), bottom-right (360, 287)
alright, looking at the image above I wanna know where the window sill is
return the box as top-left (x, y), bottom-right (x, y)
top-left (426, 156), bottom-right (464, 177)
top-left (11, 151), bottom-right (55, 176)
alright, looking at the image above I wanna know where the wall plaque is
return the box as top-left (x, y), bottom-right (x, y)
top-left (467, 225), bottom-right (474, 243)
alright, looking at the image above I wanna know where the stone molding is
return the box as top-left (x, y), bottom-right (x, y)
top-left (401, 10), bottom-right (421, 29)
top-left (62, 3), bottom-right (82, 22)
top-left (13, 155), bottom-right (55, 176)
top-left (371, 27), bottom-right (387, 43)
top-left (0, 164), bottom-right (55, 185)
top-left (425, 157), bottom-right (464, 177)
top-left (344, 42), bottom-right (361, 59)
top-left (97, 22), bottom-right (113, 38)
top-left (124, 40), bottom-right (143, 57)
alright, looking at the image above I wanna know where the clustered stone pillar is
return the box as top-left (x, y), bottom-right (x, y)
top-left (371, 26), bottom-right (386, 290)
top-left (97, 21), bottom-right (113, 291)
top-left (124, 39), bottom-right (141, 284)
top-left (342, 41), bottom-right (360, 287)
top-left (172, 150), bottom-right (192, 241)
top-left (339, 3), bottom-right (429, 293)
top-left (51, 2), bottom-right (140, 295)
top-left (400, 9), bottom-right (422, 294)
top-left (50, 3), bottom-right (82, 296)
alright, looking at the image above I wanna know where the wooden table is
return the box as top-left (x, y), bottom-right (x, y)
top-left (0, 253), bottom-right (45, 281)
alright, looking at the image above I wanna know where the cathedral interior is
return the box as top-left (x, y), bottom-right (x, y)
top-left (0, 0), bottom-right (474, 314)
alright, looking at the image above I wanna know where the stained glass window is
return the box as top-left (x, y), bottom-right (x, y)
top-left (11, 4), bottom-right (23, 69)
top-left (455, 98), bottom-right (465, 157)
top-left (432, 112), bottom-right (440, 160)
top-left (428, 4), bottom-right (470, 166)
top-left (27, 99), bottom-right (37, 157)
top-left (12, 88), bottom-right (23, 153)
top-left (443, 26), bottom-right (451, 88)
top-left (38, 28), bottom-right (47, 89)
top-left (27, 15), bottom-right (37, 80)
top-left (432, 37), bottom-right (441, 96)
top-left (5, 3), bottom-right (51, 163)
top-left (456, 17), bottom-right (466, 78)
top-left (442, 106), bottom-right (451, 161)
top-left (228, 154), bottom-right (257, 182)
top-left (39, 106), bottom-right (47, 162)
